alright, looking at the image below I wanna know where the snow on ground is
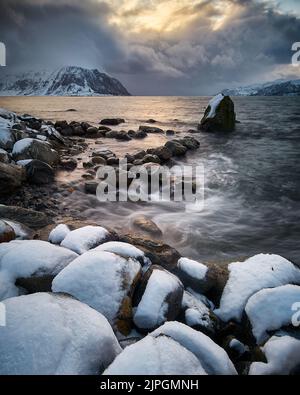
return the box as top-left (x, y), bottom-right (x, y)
top-left (0, 293), bottom-right (121, 375)
top-left (245, 285), bottom-right (300, 344)
top-left (0, 240), bottom-right (78, 301)
top-left (49, 224), bottom-right (71, 245)
top-left (92, 241), bottom-right (151, 266)
top-left (151, 322), bottom-right (237, 375)
top-left (133, 269), bottom-right (183, 330)
top-left (104, 334), bottom-right (206, 375)
top-left (215, 254), bottom-right (300, 322)
top-left (60, 225), bottom-right (110, 254)
top-left (52, 250), bottom-right (141, 324)
top-left (177, 257), bottom-right (208, 280)
top-left (249, 334), bottom-right (300, 375)
top-left (207, 94), bottom-right (224, 118)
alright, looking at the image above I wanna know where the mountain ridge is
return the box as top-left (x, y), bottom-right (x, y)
top-left (222, 79), bottom-right (300, 96)
top-left (0, 66), bottom-right (130, 96)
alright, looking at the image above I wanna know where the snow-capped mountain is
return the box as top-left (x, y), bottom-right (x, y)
top-left (0, 66), bottom-right (130, 96)
top-left (222, 79), bottom-right (300, 96)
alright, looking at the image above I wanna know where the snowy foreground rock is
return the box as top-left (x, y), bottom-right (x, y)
top-left (0, 221), bottom-right (299, 375)
top-left (245, 285), bottom-right (300, 344)
top-left (0, 293), bottom-right (121, 375)
top-left (0, 240), bottom-right (78, 300)
top-left (52, 250), bottom-right (142, 334)
top-left (215, 254), bottom-right (300, 322)
top-left (104, 322), bottom-right (237, 375)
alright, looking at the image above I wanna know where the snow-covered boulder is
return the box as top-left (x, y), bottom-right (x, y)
top-left (249, 334), bottom-right (300, 375)
top-left (60, 225), bottom-right (111, 254)
top-left (12, 138), bottom-right (59, 165)
top-left (133, 266), bottom-right (184, 331)
top-left (0, 240), bottom-right (78, 300)
top-left (245, 285), bottom-right (300, 344)
top-left (215, 254), bottom-right (300, 322)
top-left (52, 250), bottom-right (142, 335)
top-left (198, 94), bottom-right (236, 133)
top-left (104, 334), bottom-right (206, 375)
top-left (175, 257), bottom-right (213, 294)
top-left (151, 322), bottom-right (237, 375)
top-left (0, 293), bottom-right (121, 375)
top-left (181, 291), bottom-right (220, 338)
top-left (92, 241), bottom-right (151, 267)
top-left (49, 224), bottom-right (71, 245)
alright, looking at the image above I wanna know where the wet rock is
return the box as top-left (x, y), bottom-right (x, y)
top-left (98, 126), bottom-right (111, 132)
top-left (0, 148), bottom-right (10, 163)
top-left (73, 126), bottom-right (85, 136)
top-left (124, 153), bottom-right (135, 163)
top-left (166, 129), bottom-right (175, 136)
top-left (12, 138), bottom-right (59, 166)
top-left (133, 265), bottom-right (184, 331)
top-left (0, 220), bottom-right (16, 243)
top-left (83, 161), bottom-right (94, 169)
top-left (147, 146), bottom-right (172, 162)
top-left (59, 158), bottom-right (77, 170)
top-left (127, 130), bottom-right (136, 138)
top-left (179, 136), bottom-right (200, 150)
top-left (0, 162), bottom-right (25, 195)
top-left (133, 150), bottom-right (146, 160)
top-left (141, 154), bottom-right (160, 164)
top-left (91, 156), bottom-right (107, 165)
top-left (106, 130), bottom-right (131, 141)
top-left (92, 149), bottom-right (115, 160)
top-left (139, 125), bottom-right (163, 134)
top-left (199, 94), bottom-right (236, 133)
top-left (86, 126), bottom-right (98, 136)
top-left (106, 157), bottom-right (119, 166)
top-left (164, 140), bottom-right (187, 156)
top-left (66, 108), bottom-right (77, 112)
top-left (120, 234), bottom-right (180, 271)
top-left (146, 119), bottom-right (157, 124)
top-left (24, 160), bottom-right (54, 185)
top-left (135, 130), bottom-right (147, 139)
top-left (132, 215), bottom-right (163, 238)
top-left (54, 120), bottom-right (69, 130)
top-left (100, 118), bottom-right (125, 126)
top-left (84, 181), bottom-right (98, 195)
top-left (0, 205), bottom-right (53, 229)
top-left (81, 122), bottom-right (91, 131)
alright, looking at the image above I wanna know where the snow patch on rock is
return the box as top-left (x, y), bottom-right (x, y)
top-left (245, 285), bottom-right (300, 344)
top-left (0, 293), bottom-right (121, 375)
top-left (215, 254), bottom-right (300, 322)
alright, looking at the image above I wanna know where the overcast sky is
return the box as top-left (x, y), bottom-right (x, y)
top-left (0, 0), bottom-right (299, 95)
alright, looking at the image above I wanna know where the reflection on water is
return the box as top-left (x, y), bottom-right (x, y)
top-left (0, 96), bottom-right (299, 264)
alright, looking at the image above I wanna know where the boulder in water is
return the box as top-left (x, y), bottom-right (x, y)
top-left (199, 94), bottom-right (236, 132)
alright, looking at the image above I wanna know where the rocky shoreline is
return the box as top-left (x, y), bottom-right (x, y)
top-left (0, 97), bottom-right (300, 375)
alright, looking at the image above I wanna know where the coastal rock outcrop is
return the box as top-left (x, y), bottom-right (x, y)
top-left (133, 265), bottom-right (184, 331)
top-left (0, 293), bottom-right (121, 375)
top-left (12, 138), bottom-right (59, 165)
top-left (52, 250), bottom-right (142, 335)
top-left (199, 94), bottom-right (236, 132)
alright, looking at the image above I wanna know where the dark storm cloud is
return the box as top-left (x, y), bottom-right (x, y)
top-left (0, 0), bottom-right (299, 94)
